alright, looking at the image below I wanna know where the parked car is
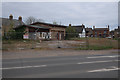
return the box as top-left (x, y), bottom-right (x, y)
top-left (106, 36), bottom-right (112, 39)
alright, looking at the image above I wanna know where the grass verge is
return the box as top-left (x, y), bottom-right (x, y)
top-left (77, 45), bottom-right (113, 50)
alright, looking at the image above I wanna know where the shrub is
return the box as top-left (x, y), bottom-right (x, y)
top-left (65, 26), bottom-right (78, 40)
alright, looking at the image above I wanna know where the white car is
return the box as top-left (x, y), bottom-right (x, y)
top-left (106, 36), bottom-right (112, 39)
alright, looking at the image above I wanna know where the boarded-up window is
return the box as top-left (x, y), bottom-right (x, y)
top-left (40, 32), bottom-right (42, 37)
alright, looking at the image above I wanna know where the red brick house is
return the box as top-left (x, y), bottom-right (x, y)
top-left (92, 25), bottom-right (110, 38)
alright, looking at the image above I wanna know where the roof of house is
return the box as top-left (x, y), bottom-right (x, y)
top-left (72, 25), bottom-right (85, 33)
top-left (109, 26), bottom-right (120, 33)
top-left (15, 24), bottom-right (50, 30)
top-left (1, 18), bottom-right (25, 28)
top-left (93, 28), bottom-right (109, 31)
top-left (26, 25), bottom-right (50, 29)
top-left (85, 28), bottom-right (92, 31)
top-left (110, 30), bottom-right (114, 34)
top-left (31, 22), bottom-right (67, 28)
top-left (114, 27), bottom-right (120, 32)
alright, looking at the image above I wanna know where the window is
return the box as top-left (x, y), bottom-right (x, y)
top-left (48, 32), bottom-right (51, 39)
top-left (40, 32), bottom-right (42, 37)
top-left (42, 32), bottom-right (46, 39)
top-left (104, 31), bottom-right (106, 34)
top-left (95, 31), bottom-right (97, 34)
top-left (86, 31), bottom-right (89, 33)
top-left (95, 31), bottom-right (97, 37)
top-left (119, 32), bottom-right (120, 34)
top-left (117, 32), bottom-right (119, 34)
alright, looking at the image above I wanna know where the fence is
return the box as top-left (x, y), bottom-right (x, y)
top-left (2, 32), bottom-right (117, 51)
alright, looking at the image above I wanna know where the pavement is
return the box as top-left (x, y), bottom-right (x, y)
top-left (2, 49), bottom-right (120, 78)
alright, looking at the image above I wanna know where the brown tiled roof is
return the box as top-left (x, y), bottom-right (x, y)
top-left (94, 28), bottom-right (108, 31)
top-left (15, 24), bottom-right (50, 30)
top-left (31, 22), bottom-right (67, 28)
top-left (114, 27), bottom-right (120, 32)
top-left (1, 18), bottom-right (25, 28)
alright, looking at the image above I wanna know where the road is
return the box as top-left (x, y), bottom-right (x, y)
top-left (2, 53), bottom-right (120, 78)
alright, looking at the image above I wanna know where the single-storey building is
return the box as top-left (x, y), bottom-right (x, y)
top-left (15, 22), bottom-right (67, 40)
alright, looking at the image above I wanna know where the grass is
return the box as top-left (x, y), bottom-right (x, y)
top-left (77, 45), bottom-right (113, 50)
top-left (2, 39), bottom-right (37, 51)
top-left (2, 38), bottom-right (119, 51)
top-left (70, 37), bottom-right (86, 41)
top-left (73, 37), bottom-right (118, 50)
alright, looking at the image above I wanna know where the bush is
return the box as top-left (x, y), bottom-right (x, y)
top-left (3, 25), bottom-right (26, 40)
top-left (65, 26), bottom-right (78, 40)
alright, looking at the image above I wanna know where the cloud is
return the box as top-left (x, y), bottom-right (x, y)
top-left (2, 2), bottom-right (118, 30)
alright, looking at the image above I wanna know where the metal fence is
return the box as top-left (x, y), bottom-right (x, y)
top-left (2, 32), bottom-right (116, 51)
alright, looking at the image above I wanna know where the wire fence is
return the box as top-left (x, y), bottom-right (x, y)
top-left (2, 32), bottom-right (118, 51)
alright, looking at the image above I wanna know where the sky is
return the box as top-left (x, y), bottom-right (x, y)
top-left (2, 2), bottom-right (118, 30)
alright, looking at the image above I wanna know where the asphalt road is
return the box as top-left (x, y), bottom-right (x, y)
top-left (2, 53), bottom-right (120, 78)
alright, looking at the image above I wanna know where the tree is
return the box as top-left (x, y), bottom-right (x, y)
top-left (4, 21), bottom-right (26, 40)
top-left (5, 21), bottom-right (16, 39)
top-left (14, 25), bottom-right (26, 39)
top-left (65, 26), bottom-right (78, 39)
top-left (25, 16), bottom-right (43, 24)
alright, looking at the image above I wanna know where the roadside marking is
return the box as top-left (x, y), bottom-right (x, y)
top-left (77, 60), bottom-right (119, 64)
top-left (1, 65), bottom-right (47, 70)
top-left (87, 66), bottom-right (120, 73)
top-left (87, 55), bottom-right (120, 59)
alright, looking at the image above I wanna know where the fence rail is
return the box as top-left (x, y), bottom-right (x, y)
top-left (2, 32), bottom-right (117, 51)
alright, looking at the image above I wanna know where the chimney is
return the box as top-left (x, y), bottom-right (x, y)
top-left (118, 26), bottom-right (120, 29)
top-left (108, 25), bottom-right (109, 29)
top-left (18, 16), bottom-right (22, 21)
top-left (93, 26), bottom-right (95, 29)
top-left (82, 24), bottom-right (85, 28)
top-left (9, 14), bottom-right (13, 20)
top-left (69, 24), bottom-right (71, 27)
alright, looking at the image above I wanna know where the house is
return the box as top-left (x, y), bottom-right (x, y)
top-left (92, 25), bottom-right (109, 38)
top-left (71, 24), bottom-right (86, 37)
top-left (15, 22), bottom-right (67, 40)
top-left (110, 26), bottom-right (120, 39)
top-left (85, 27), bottom-right (93, 37)
top-left (1, 14), bottom-right (25, 37)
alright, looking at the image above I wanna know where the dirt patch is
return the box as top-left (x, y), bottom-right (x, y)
top-left (2, 38), bottom-right (119, 51)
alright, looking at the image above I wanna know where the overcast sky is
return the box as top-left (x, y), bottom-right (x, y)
top-left (2, 2), bottom-right (118, 30)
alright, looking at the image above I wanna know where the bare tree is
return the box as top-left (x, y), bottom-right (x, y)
top-left (25, 16), bottom-right (43, 24)
top-left (53, 20), bottom-right (58, 25)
